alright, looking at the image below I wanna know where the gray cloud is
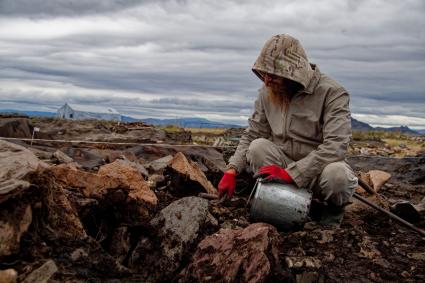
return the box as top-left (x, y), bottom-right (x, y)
top-left (0, 0), bottom-right (143, 16)
top-left (0, 0), bottom-right (424, 128)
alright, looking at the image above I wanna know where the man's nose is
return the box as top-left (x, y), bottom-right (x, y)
top-left (264, 75), bottom-right (273, 85)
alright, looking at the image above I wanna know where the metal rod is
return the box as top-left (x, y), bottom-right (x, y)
top-left (245, 178), bottom-right (260, 208)
top-left (358, 178), bottom-right (376, 195)
top-left (353, 192), bottom-right (425, 237)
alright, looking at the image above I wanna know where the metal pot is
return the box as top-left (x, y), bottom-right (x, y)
top-left (249, 180), bottom-right (312, 230)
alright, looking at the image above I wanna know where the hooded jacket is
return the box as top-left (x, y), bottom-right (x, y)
top-left (228, 34), bottom-right (352, 188)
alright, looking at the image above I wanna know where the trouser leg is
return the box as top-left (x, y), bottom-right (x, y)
top-left (246, 138), bottom-right (293, 174)
top-left (315, 161), bottom-right (358, 206)
top-left (246, 138), bottom-right (358, 206)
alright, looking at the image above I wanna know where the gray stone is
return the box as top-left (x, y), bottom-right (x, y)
top-left (52, 150), bottom-right (74, 164)
top-left (0, 140), bottom-right (48, 201)
top-left (146, 155), bottom-right (173, 172)
top-left (130, 196), bottom-right (213, 281)
top-left (151, 196), bottom-right (210, 262)
top-left (22, 260), bottom-right (58, 283)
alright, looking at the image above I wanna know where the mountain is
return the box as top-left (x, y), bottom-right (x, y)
top-left (0, 109), bottom-right (56, 118)
top-left (351, 118), bottom-right (374, 131)
top-left (1, 109), bottom-right (422, 133)
top-left (351, 118), bottom-right (419, 135)
top-left (139, 117), bottom-right (242, 128)
top-left (375, 125), bottom-right (419, 135)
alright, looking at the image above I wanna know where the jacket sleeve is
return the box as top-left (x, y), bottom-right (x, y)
top-left (285, 90), bottom-right (352, 188)
top-left (228, 91), bottom-right (271, 173)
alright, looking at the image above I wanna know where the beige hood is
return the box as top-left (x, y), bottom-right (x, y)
top-left (252, 34), bottom-right (314, 89)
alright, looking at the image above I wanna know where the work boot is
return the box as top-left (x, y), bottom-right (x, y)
top-left (319, 204), bottom-right (346, 227)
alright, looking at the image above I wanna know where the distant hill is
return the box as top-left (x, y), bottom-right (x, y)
top-left (0, 109), bottom-right (56, 118)
top-left (375, 125), bottom-right (419, 135)
top-left (0, 109), bottom-right (422, 134)
top-left (351, 118), bottom-right (419, 135)
top-left (351, 118), bottom-right (374, 131)
top-left (139, 117), bottom-right (243, 128)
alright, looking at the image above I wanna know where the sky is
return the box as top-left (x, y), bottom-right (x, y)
top-left (0, 0), bottom-right (424, 128)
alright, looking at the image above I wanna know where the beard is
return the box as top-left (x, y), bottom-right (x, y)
top-left (266, 79), bottom-right (302, 110)
top-left (267, 85), bottom-right (294, 110)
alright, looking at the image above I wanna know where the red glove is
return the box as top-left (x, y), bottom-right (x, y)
top-left (257, 165), bottom-right (293, 184)
top-left (218, 171), bottom-right (236, 198)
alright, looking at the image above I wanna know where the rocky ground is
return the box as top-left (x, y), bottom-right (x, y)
top-left (1, 115), bottom-right (425, 283)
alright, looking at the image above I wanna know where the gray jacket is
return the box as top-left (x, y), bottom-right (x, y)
top-left (228, 34), bottom-right (352, 188)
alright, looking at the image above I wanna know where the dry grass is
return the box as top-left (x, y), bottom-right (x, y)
top-left (185, 128), bottom-right (227, 135)
top-left (352, 130), bottom-right (411, 141)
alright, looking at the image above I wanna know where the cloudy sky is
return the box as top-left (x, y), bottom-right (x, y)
top-left (0, 0), bottom-right (424, 128)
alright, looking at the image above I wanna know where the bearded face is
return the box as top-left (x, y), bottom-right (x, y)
top-left (262, 72), bottom-right (303, 109)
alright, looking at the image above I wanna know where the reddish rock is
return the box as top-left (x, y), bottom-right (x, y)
top-left (49, 163), bottom-right (121, 198)
top-left (98, 159), bottom-right (157, 206)
top-left (49, 161), bottom-right (157, 220)
top-left (168, 152), bottom-right (217, 195)
top-left (368, 170), bottom-right (391, 191)
top-left (180, 223), bottom-right (281, 283)
top-left (356, 170), bottom-right (391, 193)
top-left (0, 268), bottom-right (17, 283)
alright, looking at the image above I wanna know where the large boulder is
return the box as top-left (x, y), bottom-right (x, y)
top-left (98, 159), bottom-right (157, 207)
top-left (0, 140), bottom-right (48, 201)
top-left (180, 223), bottom-right (281, 283)
top-left (0, 118), bottom-right (32, 138)
top-left (167, 152), bottom-right (218, 196)
top-left (49, 161), bottom-right (157, 223)
top-left (129, 196), bottom-right (216, 281)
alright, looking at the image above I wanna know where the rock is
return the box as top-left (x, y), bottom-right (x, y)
top-left (104, 151), bottom-right (138, 164)
top-left (129, 197), bottom-right (213, 281)
top-left (357, 236), bottom-right (381, 259)
top-left (49, 161), bottom-right (157, 223)
top-left (182, 147), bottom-right (226, 173)
top-left (0, 118), bottom-right (32, 138)
top-left (147, 174), bottom-right (165, 189)
top-left (356, 170), bottom-right (391, 193)
top-left (180, 223), bottom-right (281, 283)
top-left (35, 170), bottom-right (88, 240)
top-left (414, 197), bottom-right (425, 216)
top-left (106, 156), bottom-right (149, 177)
top-left (0, 205), bottom-right (32, 256)
top-left (407, 252), bottom-right (425, 260)
top-left (0, 140), bottom-right (48, 202)
top-left (390, 201), bottom-right (421, 222)
top-left (22, 259), bottom-right (58, 283)
top-left (368, 170), bottom-right (391, 191)
top-left (70, 248), bottom-right (89, 261)
top-left (0, 269), bottom-right (17, 283)
top-left (146, 155), bottom-right (173, 172)
top-left (285, 256), bottom-right (322, 269)
top-left (61, 147), bottom-right (105, 170)
top-left (98, 159), bottom-right (157, 207)
top-left (167, 152), bottom-right (217, 195)
top-left (52, 150), bottom-right (74, 164)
